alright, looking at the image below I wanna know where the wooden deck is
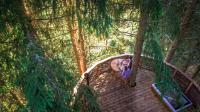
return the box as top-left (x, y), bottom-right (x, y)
top-left (77, 55), bottom-right (199, 111)
top-left (89, 68), bottom-right (169, 112)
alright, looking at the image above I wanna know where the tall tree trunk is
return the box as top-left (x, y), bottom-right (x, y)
top-left (66, 19), bottom-right (84, 75)
top-left (22, 0), bottom-right (37, 40)
top-left (165, 0), bottom-right (198, 63)
top-left (129, 12), bottom-right (148, 86)
top-left (22, 0), bottom-right (44, 50)
top-left (64, 0), bottom-right (87, 75)
top-left (78, 28), bottom-right (87, 74)
top-left (76, 2), bottom-right (87, 73)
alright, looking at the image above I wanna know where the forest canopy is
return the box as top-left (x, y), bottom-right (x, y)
top-left (0, 0), bottom-right (200, 111)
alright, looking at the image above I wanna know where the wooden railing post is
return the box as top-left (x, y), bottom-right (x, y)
top-left (173, 69), bottom-right (177, 77)
top-left (184, 82), bottom-right (193, 94)
top-left (85, 73), bottom-right (90, 86)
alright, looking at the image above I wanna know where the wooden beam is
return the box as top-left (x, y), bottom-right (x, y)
top-left (184, 82), bottom-right (193, 94)
top-left (172, 69), bottom-right (177, 77)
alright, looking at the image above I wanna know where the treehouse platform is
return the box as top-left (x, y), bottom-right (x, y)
top-left (75, 54), bottom-right (200, 112)
top-left (91, 68), bottom-right (168, 112)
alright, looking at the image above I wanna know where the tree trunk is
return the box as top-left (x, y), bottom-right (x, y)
top-left (129, 12), bottom-right (148, 86)
top-left (78, 27), bottom-right (87, 74)
top-left (22, 0), bottom-right (38, 40)
top-left (66, 19), bottom-right (84, 75)
top-left (64, 0), bottom-right (87, 75)
top-left (165, 0), bottom-right (198, 63)
top-left (22, 0), bottom-right (44, 51)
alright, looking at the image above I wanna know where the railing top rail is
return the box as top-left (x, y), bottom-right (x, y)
top-left (165, 62), bottom-right (200, 91)
top-left (84, 54), bottom-right (133, 74)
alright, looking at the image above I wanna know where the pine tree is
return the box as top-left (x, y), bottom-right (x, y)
top-left (130, 0), bottom-right (161, 86)
top-left (130, 12), bottom-right (148, 86)
top-left (165, 0), bottom-right (198, 63)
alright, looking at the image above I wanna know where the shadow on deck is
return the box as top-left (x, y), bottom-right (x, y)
top-left (90, 68), bottom-right (168, 112)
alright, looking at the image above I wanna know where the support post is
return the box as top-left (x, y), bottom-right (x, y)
top-left (85, 73), bottom-right (90, 86)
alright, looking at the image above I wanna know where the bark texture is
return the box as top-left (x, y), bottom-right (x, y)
top-left (64, 0), bottom-right (87, 75)
top-left (129, 12), bottom-right (148, 86)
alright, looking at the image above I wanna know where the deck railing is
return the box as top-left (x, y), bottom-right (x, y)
top-left (165, 62), bottom-right (200, 106)
top-left (74, 54), bottom-right (200, 107)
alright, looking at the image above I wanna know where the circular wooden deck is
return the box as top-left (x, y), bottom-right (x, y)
top-left (76, 54), bottom-right (200, 112)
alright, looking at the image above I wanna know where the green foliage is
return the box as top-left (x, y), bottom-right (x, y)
top-left (0, 0), bottom-right (27, 110)
top-left (169, 2), bottom-right (200, 70)
top-left (0, 0), bottom-right (77, 111)
top-left (143, 28), bottom-right (182, 103)
top-left (73, 84), bottom-right (100, 112)
top-left (133, 0), bottom-right (162, 19)
top-left (159, 0), bottom-right (187, 40)
top-left (1, 0), bottom-right (199, 111)
top-left (75, 0), bottom-right (113, 37)
top-left (17, 52), bottom-right (76, 112)
top-left (141, 0), bottom-right (182, 98)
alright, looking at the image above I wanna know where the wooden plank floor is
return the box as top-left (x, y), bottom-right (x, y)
top-left (89, 69), bottom-right (169, 112)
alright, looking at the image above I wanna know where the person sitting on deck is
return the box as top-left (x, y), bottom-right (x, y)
top-left (121, 57), bottom-right (132, 78)
top-left (119, 57), bottom-right (133, 85)
top-left (121, 66), bottom-right (132, 78)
